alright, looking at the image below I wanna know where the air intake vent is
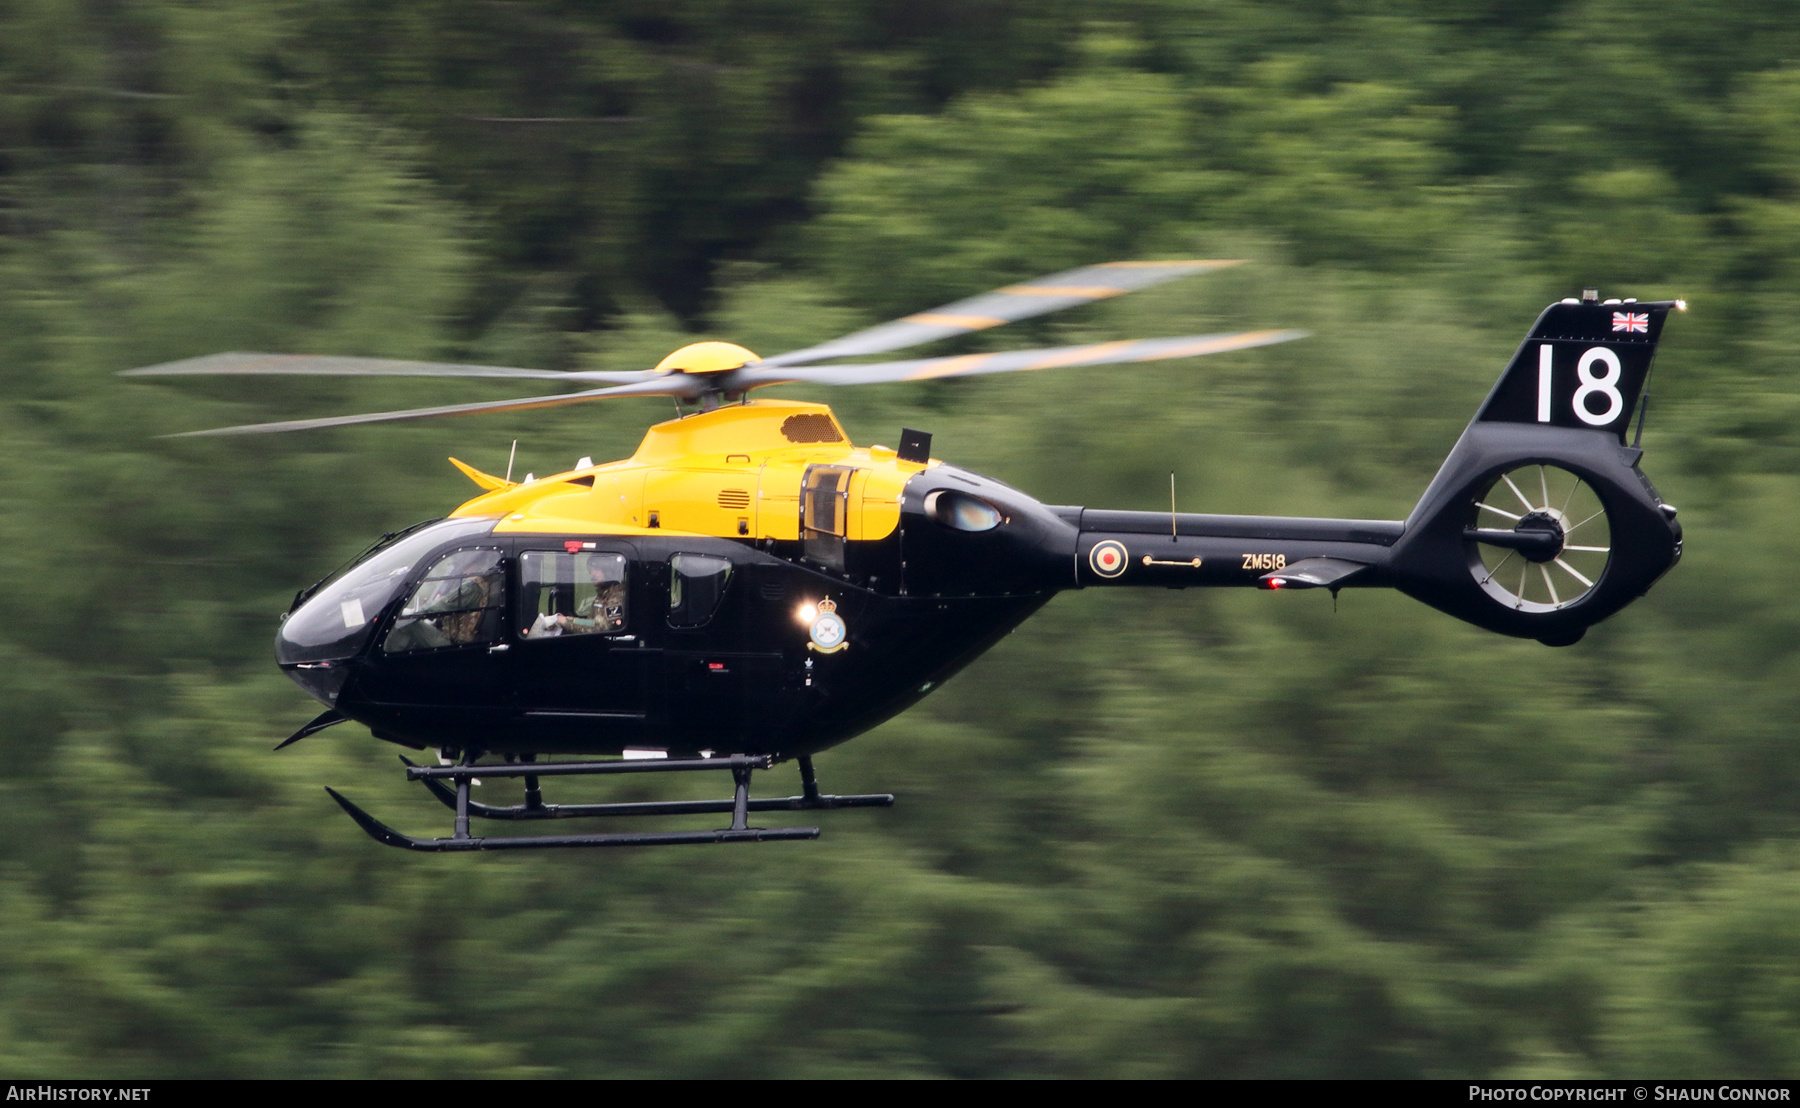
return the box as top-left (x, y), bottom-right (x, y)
top-left (781, 413), bottom-right (843, 443)
top-left (717, 489), bottom-right (751, 510)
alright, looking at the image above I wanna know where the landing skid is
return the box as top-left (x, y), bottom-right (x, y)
top-left (328, 753), bottom-right (894, 852)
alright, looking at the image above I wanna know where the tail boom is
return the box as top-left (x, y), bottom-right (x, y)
top-left (1064, 294), bottom-right (1683, 644)
top-left (1070, 510), bottom-right (1397, 589)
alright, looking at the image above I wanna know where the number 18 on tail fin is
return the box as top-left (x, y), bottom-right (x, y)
top-left (1475, 291), bottom-right (1683, 437)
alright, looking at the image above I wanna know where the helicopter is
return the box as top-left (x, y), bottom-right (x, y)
top-left (123, 262), bottom-right (1685, 852)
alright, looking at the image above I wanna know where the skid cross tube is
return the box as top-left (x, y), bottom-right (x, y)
top-left (327, 788), bottom-right (819, 852)
top-left (325, 750), bottom-right (905, 851)
top-left (400, 756), bottom-right (895, 821)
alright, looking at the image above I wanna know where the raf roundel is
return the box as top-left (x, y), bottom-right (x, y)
top-left (1089, 540), bottom-right (1129, 578)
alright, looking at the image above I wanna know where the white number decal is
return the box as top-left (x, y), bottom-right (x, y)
top-left (1537, 344), bottom-right (1553, 422)
top-left (1572, 347), bottom-right (1623, 426)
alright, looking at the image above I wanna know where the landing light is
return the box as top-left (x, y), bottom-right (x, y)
top-left (1676, 299), bottom-right (1688, 311)
top-left (798, 603), bottom-right (817, 625)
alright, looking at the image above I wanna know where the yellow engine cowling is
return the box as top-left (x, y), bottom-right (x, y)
top-left (452, 399), bottom-right (921, 542)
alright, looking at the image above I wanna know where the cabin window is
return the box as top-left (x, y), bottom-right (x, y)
top-left (382, 548), bottom-right (505, 653)
top-left (802, 464), bottom-right (854, 571)
top-left (668, 553), bottom-right (733, 628)
top-left (518, 551), bottom-right (628, 638)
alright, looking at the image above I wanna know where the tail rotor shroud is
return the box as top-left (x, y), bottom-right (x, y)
top-left (1467, 464), bottom-right (1612, 613)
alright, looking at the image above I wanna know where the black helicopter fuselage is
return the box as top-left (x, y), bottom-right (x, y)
top-left (276, 457), bottom-right (1421, 759)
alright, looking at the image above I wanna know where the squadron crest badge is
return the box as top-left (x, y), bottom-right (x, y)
top-left (808, 598), bottom-right (848, 653)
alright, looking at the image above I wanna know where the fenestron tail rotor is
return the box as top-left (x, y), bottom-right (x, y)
top-left (1466, 464), bottom-right (1612, 612)
top-left (121, 259), bottom-right (1305, 436)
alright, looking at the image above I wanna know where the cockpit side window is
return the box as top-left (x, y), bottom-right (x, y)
top-left (668, 553), bottom-right (733, 628)
top-left (519, 551), bottom-right (628, 639)
top-left (382, 548), bottom-right (505, 653)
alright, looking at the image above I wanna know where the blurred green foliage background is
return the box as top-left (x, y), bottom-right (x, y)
top-left (3, 0), bottom-right (1800, 1078)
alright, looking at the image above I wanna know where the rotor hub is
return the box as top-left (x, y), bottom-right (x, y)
top-left (655, 341), bottom-right (761, 376)
top-left (1513, 510), bottom-right (1566, 563)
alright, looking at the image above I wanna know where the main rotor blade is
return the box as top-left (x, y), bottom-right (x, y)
top-left (761, 259), bottom-right (1245, 368)
top-left (119, 351), bottom-right (659, 385)
top-left (166, 376), bottom-right (696, 437)
top-left (736, 329), bottom-right (1307, 388)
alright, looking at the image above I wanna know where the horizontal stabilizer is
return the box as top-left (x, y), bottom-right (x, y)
top-left (1260, 557), bottom-right (1370, 590)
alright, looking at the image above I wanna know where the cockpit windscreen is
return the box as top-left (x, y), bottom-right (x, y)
top-left (276, 517), bottom-right (498, 664)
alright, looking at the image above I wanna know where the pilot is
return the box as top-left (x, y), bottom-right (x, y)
top-left (558, 558), bottom-right (626, 633)
top-left (438, 573), bottom-right (494, 644)
top-left (386, 570), bottom-right (493, 651)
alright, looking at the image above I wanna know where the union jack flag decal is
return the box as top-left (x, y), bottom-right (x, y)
top-left (1612, 311), bottom-right (1649, 333)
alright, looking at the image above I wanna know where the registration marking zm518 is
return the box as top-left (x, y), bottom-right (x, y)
top-left (1242, 553), bottom-right (1286, 571)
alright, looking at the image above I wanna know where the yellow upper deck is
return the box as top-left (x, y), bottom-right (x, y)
top-left (447, 400), bottom-right (930, 541)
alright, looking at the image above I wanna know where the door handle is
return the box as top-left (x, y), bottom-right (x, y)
top-left (488, 643), bottom-right (511, 653)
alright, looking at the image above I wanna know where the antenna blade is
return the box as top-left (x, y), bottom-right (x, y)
top-left (119, 352), bottom-right (658, 385)
top-left (736, 329), bottom-right (1307, 388)
top-left (761, 259), bottom-right (1245, 367)
top-left (164, 377), bottom-right (696, 437)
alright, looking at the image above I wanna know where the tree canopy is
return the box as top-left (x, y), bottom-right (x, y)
top-left (2, 0), bottom-right (1800, 1077)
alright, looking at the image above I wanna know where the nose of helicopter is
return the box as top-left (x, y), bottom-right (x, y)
top-left (274, 516), bottom-right (500, 674)
top-left (276, 553), bottom-right (411, 668)
top-left (281, 660), bottom-right (350, 707)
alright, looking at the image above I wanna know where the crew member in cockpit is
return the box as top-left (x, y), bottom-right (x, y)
top-left (559, 558), bottom-right (626, 633)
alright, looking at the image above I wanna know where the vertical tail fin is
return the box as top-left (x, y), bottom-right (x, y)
top-left (1473, 293), bottom-right (1682, 439)
top-left (1389, 293), bottom-right (1685, 646)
